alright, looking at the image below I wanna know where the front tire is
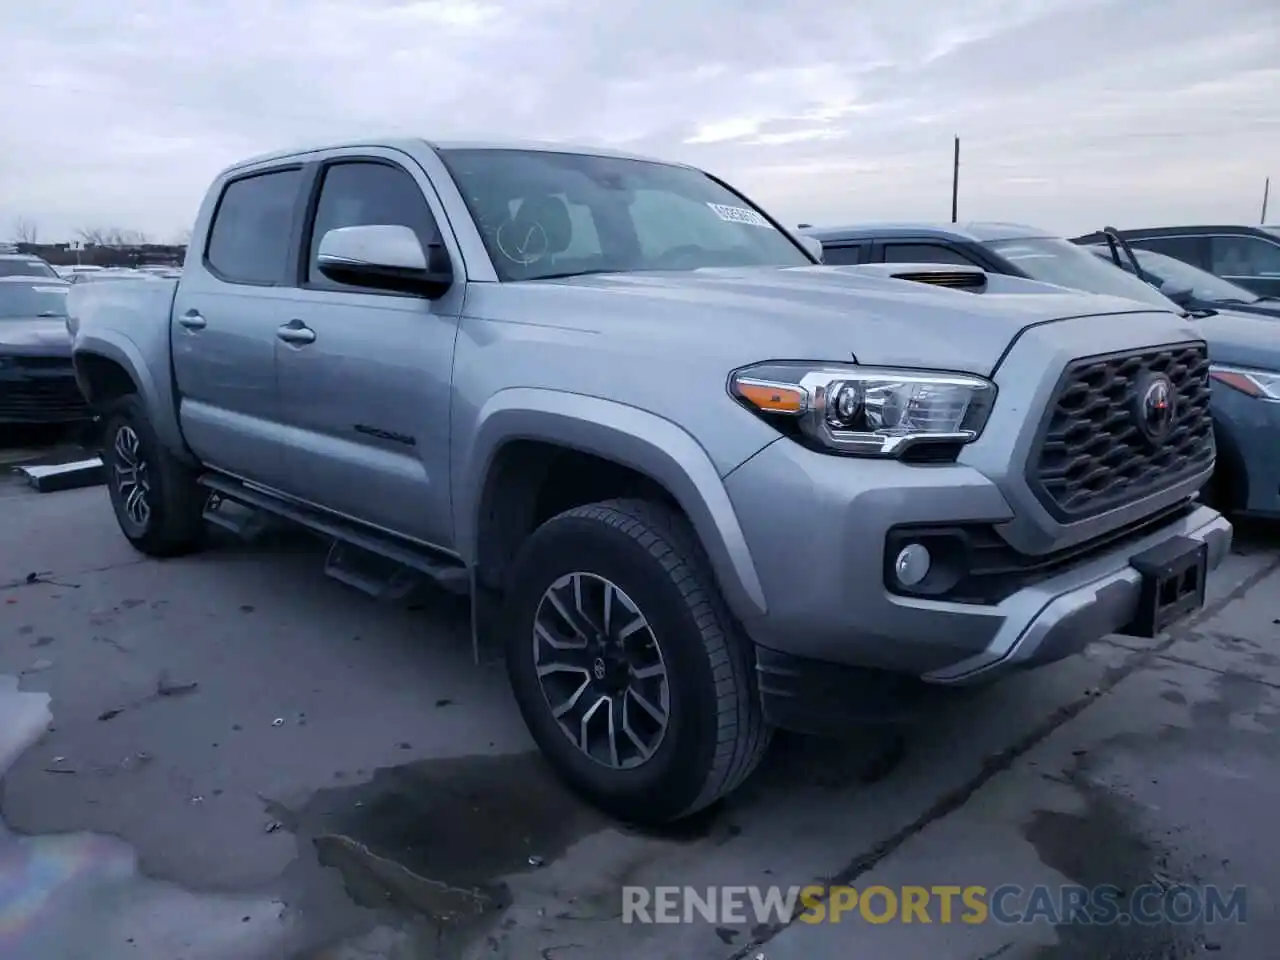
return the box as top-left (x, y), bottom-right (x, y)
top-left (503, 498), bottom-right (772, 823)
top-left (102, 394), bottom-right (206, 557)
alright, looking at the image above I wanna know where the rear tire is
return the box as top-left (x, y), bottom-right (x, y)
top-left (102, 394), bottom-right (207, 557)
top-left (502, 497), bottom-right (772, 823)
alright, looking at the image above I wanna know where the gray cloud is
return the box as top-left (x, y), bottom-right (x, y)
top-left (1, 0), bottom-right (1276, 242)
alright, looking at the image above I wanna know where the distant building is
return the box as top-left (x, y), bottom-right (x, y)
top-left (15, 241), bottom-right (186, 268)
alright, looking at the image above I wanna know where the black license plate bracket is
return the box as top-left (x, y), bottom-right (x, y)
top-left (1122, 535), bottom-right (1208, 639)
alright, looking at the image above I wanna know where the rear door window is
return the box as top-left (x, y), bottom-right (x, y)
top-left (1208, 235), bottom-right (1280, 280)
top-left (205, 168), bottom-right (303, 285)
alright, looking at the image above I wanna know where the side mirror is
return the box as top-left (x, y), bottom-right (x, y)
top-left (316, 224), bottom-right (453, 298)
top-left (1159, 279), bottom-right (1194, 306)
top-left (799, 235), bottom-right (824, 263)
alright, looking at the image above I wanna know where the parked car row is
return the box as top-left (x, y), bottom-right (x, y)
top-left (62, 138), bottom-right (1232, 823)
top-left (0, 253), bottom-right (60, 279)
top-left (1073, 224), bottom-right (1280, 299)
top-left (0, 275), bottom-right (90, 427)
top-left (54, 264), bottom-right (183, 283)
top-left (0, 262), bottom-right (180, 430)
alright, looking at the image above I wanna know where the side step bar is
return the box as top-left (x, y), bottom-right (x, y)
top-left (198, 474), bottom-right (470, 598)
top-left (197, 473), bottom-right (495, 664)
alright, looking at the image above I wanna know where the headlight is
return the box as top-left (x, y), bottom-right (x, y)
top-left (729, 361), bottom-right (996, 458)
top-left (1209, 364), bottom-right (1280, 401)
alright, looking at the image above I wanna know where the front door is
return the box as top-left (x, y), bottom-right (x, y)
top-left (273, 151), bottom-right (462, 550)
top-left (170, 165), bottom-right (304, 490)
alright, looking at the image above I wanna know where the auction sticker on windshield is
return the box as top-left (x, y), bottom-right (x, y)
top-left (707, 203), bottom-right (773, 228)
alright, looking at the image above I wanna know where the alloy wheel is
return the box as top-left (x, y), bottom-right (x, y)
top-left (532, 572), bottom-right (670, 769)
top-left (113, 424), bottom-right (152, 528)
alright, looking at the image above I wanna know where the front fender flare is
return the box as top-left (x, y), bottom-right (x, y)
top-left (456, 388), bottom-right (768, 622)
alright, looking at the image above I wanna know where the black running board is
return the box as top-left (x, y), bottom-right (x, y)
top-left (198, 473), bottom-right (470, 599)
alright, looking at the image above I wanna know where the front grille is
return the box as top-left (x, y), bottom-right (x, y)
top-left (8, 355), bottom-right (71, 370)
top-left (1026, 342), bottom-right (1213, 522)
top-left (0, 360), bottom-right (88, 422)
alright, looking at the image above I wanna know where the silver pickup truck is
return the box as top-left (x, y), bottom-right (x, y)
top-left (67, 139), bottom-right (1232, 822)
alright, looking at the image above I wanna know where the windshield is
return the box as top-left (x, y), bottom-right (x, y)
top-left (437, 148), bottom-right (812, 281)
top-left (984, 237), bottom-right (1178, 310)
top-left (1093, 245), bottom-right (1261, 304)
top-left (0, 258), bottom-right (58, 279)
top-left (0, 282), bottom-right (69, 318)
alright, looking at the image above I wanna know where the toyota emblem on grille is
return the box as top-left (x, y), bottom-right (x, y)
top-left (1135, 374), bottom-right (1176, 442)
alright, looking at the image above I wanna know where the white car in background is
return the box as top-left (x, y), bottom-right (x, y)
top-left (55, 264), bottom-right (106, 279)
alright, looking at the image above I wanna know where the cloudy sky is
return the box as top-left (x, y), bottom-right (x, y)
top-left (2, 0), bottom-right (1276, 244)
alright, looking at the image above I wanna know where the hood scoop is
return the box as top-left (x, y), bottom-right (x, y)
top-left (889, 268), bottom-right (988, 292)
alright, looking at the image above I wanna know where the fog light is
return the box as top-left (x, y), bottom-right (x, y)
top-left (894, 543), bottom-right (931, 586)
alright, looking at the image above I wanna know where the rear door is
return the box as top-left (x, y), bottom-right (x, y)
top-left (170, 166), bottom-right (305, 488)
top-left (273, 150), bottom-right (462, 549)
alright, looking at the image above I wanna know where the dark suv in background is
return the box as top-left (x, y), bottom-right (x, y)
top-left (1072, 225), bottom-right (1280, 299)
top-left (800, 222), bottom-right (1178, 305)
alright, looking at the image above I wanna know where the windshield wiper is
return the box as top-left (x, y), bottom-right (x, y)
top-left (530, 268), bottom-right (622, 281)
top-left (37, 311), bottom-right (64, 317)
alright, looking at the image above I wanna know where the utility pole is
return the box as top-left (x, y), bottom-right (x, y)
top-left (951, 137), bottom-right (960, 223)
top-left (1261, 177), bottom-right (1270, 224)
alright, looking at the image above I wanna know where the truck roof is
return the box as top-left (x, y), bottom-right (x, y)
top-left (224, 137), bottom-right (687, 176)
top-left (802, 222), bottom-right (1057, 244)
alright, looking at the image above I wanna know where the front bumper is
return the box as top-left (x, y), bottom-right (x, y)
top-left (1212, 388), bottom-right (1280, 518)
top-left (724, 437), bottom-right (1232, 688)
top-left (0, 355), bottom-right (91, 425)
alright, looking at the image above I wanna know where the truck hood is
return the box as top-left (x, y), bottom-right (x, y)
top-left (0, 316), bottom-right (72, 355)
top-left (1195, 309), bottom-right (1280, 369)
top-left (524, 265), bottom-right (1181, 376)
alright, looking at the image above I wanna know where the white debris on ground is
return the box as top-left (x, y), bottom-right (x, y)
top-left (0, 673), bottom-right (293, 960)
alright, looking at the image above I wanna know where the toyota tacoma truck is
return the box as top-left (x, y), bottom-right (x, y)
top-left (66, 139), bottom-right (1231, 822)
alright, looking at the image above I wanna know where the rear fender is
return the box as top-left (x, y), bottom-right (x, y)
top-left (73, 332), bottom-right (192, 464)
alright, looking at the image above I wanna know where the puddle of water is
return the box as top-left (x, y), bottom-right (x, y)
top-left (2, 670), bottom-right (726, 960)
top-left (0, 674), bottom-right (294, 960)
top-left (1022, 671), bottom-right (1280, 959)
top-left (1023, 780), bottom-right (1201, 959)
top-left (272, 752), bottom-right (608, 954)
top-left (273, 748), bottom-right (735, 957)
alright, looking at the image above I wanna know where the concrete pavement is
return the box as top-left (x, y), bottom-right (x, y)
top-left (1, 474), bottom-right (1277, 958)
